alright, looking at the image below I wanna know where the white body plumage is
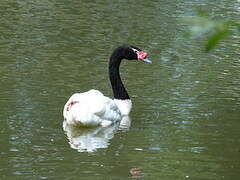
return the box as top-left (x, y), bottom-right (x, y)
top-left (63, 89), bottom-right (132, 127)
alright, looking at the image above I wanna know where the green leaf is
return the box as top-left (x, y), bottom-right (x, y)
top-left (205, 29), bottom-right (230, 52)
top-left (182, 8), bottom-right (239, 52)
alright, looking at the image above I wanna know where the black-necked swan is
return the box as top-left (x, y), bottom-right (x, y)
top-left (63, 45), bottom-right (152, 127)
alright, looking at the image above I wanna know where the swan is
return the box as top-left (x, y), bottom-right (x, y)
top-left (63, 45), bottom-right (152, 127)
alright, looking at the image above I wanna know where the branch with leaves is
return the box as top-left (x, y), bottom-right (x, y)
top-left (183, 8), bottom-right (240, 52)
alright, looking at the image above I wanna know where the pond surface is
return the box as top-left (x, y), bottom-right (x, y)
top-left (0, 0), bottom-right (240, 179)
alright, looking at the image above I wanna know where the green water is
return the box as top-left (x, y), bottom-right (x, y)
top-left (0, 0), bottom-right (240, 179)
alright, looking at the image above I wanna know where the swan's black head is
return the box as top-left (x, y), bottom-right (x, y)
top-left (113, 45), bottom-right (152, 63)
top-left (109, 45), bottom-right (152, 100)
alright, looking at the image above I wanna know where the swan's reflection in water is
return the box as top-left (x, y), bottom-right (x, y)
top-left (63, 116), bottom-right (131, 152)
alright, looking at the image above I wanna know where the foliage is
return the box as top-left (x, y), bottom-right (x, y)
top-left (183, 8), bottom-right (240, 52)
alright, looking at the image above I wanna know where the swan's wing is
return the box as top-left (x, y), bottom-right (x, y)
top-left (86, 90), bottom-right (122, 122)
top-left (94, 96), bottom-right (122, 121)
top-left (63, 90), bottom-right (121, 127)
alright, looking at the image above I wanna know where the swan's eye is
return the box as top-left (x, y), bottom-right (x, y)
top-left (131, 48), bottom-right (139, 53)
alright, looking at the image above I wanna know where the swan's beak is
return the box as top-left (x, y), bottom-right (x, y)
top-left (137, 51), bottom-right (152, 64)
top-left (143, 58), bottom-right (152, 64)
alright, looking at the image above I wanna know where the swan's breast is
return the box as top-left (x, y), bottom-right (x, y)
top-left (113, 99), bottom-right (132, 115)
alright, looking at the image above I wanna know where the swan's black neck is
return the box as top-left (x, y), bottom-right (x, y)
top-left (109, 48), bottom-right (130, 100)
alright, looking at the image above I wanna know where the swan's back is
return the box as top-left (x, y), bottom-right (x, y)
top-left (63, 90), bottom-right (121, 127)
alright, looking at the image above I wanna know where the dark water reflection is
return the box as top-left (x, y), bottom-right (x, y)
top-left (1, 0), bottom-right (240, 179)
